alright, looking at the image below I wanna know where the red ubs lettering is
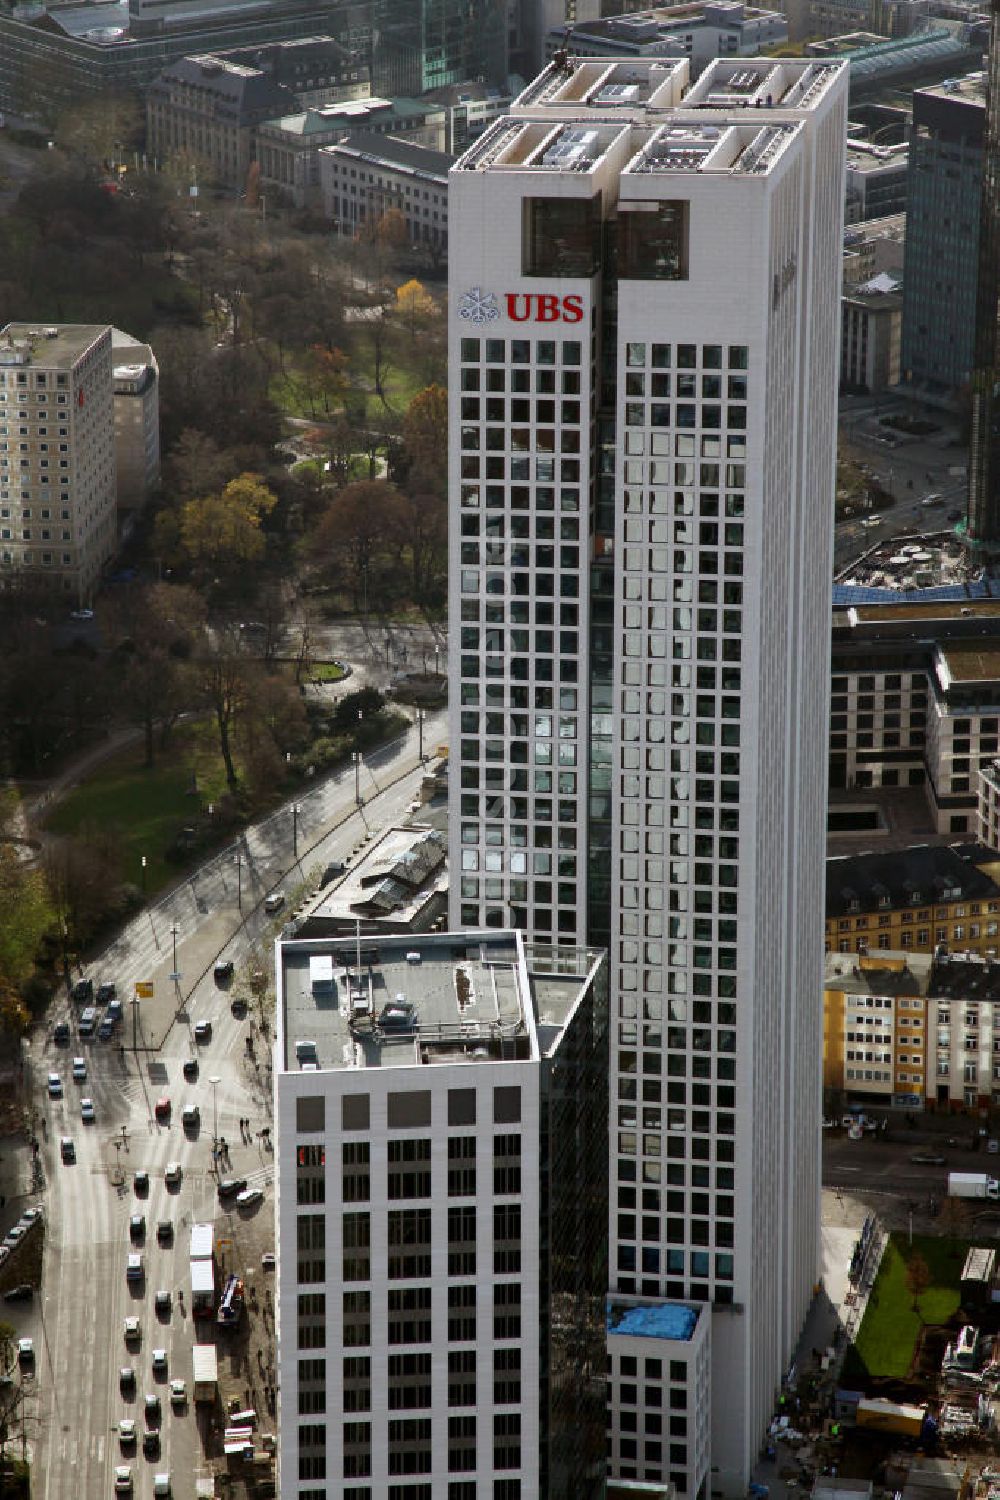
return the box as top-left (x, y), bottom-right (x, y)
top-left (503, 293), bottom-right (585, 323)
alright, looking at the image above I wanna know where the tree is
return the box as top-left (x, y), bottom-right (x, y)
top-left (402, 385), bottom-right (447, 497)
top-left (905, 1251), bottom-right (932, 1315)
top-left (299, 344), bottom-right (350, 419)
top-left (177, 473), bottom-right (278, 580)
top-left (395, 278), bottom-right (435, 340)
top-left (164, 430), bottom-right (241, 506)
top-left (103, 583), bottom-right (204, 767)
top-left (0, 844), bottom-right (55, 989)
top-left (937, 1194), bottom-right (971, 1241)
top-left (310, 480), bottom-right (406, 611)
top-left (55, 92), bottom-right (143, 171)
top-left (194, 633), bottom-right (247, 791)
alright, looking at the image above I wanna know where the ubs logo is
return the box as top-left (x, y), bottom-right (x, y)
top-left (458, 286), bottom-right (585, 325)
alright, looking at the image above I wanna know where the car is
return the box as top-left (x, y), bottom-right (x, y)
top-left (53, 1022), bottom-right (70, 1045)
top-left (164, 1161), bottom-right (181, 1186)
top-left (261, 1251), bottom-right (276, 1270)
top-left (217, 1177), bottom-right (248, 1200)
top-left (154, 1289), bottom-right (171, 1316)
top-left (96, 982), bottom-right (116, 1005)
top-left (230, 995), bottom-right (247, 1017)
top-left (3, 1285), bottom-right (33, 1303)
top-left (71, 979), bottom-right (93, 1004)
top-left (156, 1220), bottom-right (173, 1246)
top-left (3, 1226), bottom-right (25, 1249)
top-left (129, 1214), bottom-right (145, 1242)
top-left (118, 1418), bottom-right (136, 1445)
top-left (123, 1317), bottom-right (141, 1345)
top-left (143, 1430), bottom-right (161, 1460)
top-left (71, 1056), bottom-right (87, 1082)
top-left (69, 607), bottom-right (95, 622)
top-left (154, 1096), bottom-right (171, 1122)
top-left (98, 1017), bottom-right (114, 1041)
top-left (113, 1465), bottom-right (133, 1493)
top-left (107, 998), bottom-right (123, 1025)
top-left (153, 1474), bottom-right (171, 1498)
top-left (133, 1170), bottom-right (149, 1195)
top-left (126, 1253), bottom-right (143, 1282)
top-left (182, 1058), bottom-right (198, 1080)
top-left (119, 1366), bottom-right (136, 1394)
top-left (60, 1136), bottom-right (75, 1163)
top-left (264, 891), bottom-right (286, 913)
top-left (19, 1207), bottom-right (42, 1228)
top-left (236, 1187), bottom-right (264, 1208)
top-left (151, 1348), bottom-right (167, 1373)
top-left (144, 1392), bottom-right (161, 1422)
top-left (169, 1379), bottom-right (187, 1406)
top-left (321, 859), bottom-right (346, 883)
top-left (213, 959), bottom-right (234, 984)
top-left (910, 1151), bottom-right (947, 1166)
top-left (922, 492), bottom-right (944, 507)
top-left (17, 1338), bottom-right (33, 1364)
top-left (47, 1072), bottom-right (62, 1097)
top-left (181, 1105), bottom-right (200, 1129)
top-left (0, 1247), bottom-right (8, 1266)
top-left (80, 1097), bottom-right (95, 1123)
top-left (193, 1021), bottom-right (212, 1043)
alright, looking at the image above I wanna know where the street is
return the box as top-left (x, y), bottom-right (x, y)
top-left (9, 705), bottom-right (448, 1497)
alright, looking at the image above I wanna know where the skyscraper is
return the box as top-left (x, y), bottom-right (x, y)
top-left (447, 54), bottom-right (847, 1496)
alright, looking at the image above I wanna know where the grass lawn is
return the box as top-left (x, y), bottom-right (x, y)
top-left (310, 661), bottom-right (348, 683)
top-left (44, 721), bottom-right (237, 896)
top-left (850, 1233), bottom-right (965, 1380)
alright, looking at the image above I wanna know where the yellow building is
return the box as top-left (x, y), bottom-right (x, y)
top-left (824, 952), bottom-right (931, 1110)
top-left (826, 845), bottom-right (1000, 960)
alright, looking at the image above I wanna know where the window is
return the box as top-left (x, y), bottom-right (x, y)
top-left (619, 202), bottom-right (690, 280)
top-left (522, 194), bottom-right (601, 277)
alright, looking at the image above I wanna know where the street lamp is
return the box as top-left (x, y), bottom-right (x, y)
top-left (169, 924), bottom-right (181, 986)
top-left (209, 1074), bottom-right (221, 1152)
top-left (131, 995), bottom-right (140, 1053)
top-left (141, 855), bottom-right (147, 897)
top-left (293, 804), bottom-right (299, 861)
top-left (234, 851), bottom-right (242, 914)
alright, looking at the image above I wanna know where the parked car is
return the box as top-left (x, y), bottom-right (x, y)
top-left (156, 1221), bottom-right (173, 1246)
top-left (123, 1318), bottom-right (141, 1345)
top-left (47, 1072), bottom-right (62, 1097)
top-left (60, 1137), bottom-right (75, 1163)
top-left (194, 1022), bottom-right (212, 1043)
top-left (17, 1338), bottom-right (33, 1364)
top-left (3, 1285), bottom-right (33, 1303)
top-left (145, 1393), bottom-right (161, 1422)
top-left (119, 1366), bottom-right (136, 1394)
top-left (126, 1254), bottom-right (143, 1283)
top-left (321, 860), bottom-right (346, 883)
top-left (264, 891), bottom-right (285, 913)
top-left (53, 1022), bottom-right (70, 1045)
top-left (169, 1380), bottom-right (186, 1406)
top-left (97, 1016), bottom-right (114, 1041)
top-left (133, 1171), bottom-right (149, 1195)
top-left (154, 1096), bottom-right (171, 1122)
top-left (80, 1097), bottom-right (95, 1123)
top-left (236, 1187), bottom-right (264, 1208)
top-left (213, 959), bottom-right (234, 984)
top-left (151, 1348), bottom-right (168, 1374)
top-left (129, 1214), bottom-right (145, 1242)
top-left (143, 1431), bottom-right (160, 1460)
top-left (910, 1151), bottom-right (946, 1166)
top-left (71, 979), bottom-right (93, 1004)
top-left (154, 1290), bottom-right (171, 1316)
top-left (182, 1057), bottom-right (198, 1080)
top-left (71, 1057), bottom-right (86, 1082)
top-left (217, 1177), bottom-right (248, 1200)
top-left (114, 1465), bottom-right (133, 1493)
top-left (164, 1162), bottom-right (182, 1186)
top-left (118, 1418), bottom-right (136, 1446)
top-left (96, 982), bottom-right (116, 1005)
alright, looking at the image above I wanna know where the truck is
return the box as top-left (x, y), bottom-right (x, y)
top-left (855, 1398), bottom-right (925, 1437)
top-left (192, 1343), bottom-right (218, 1404)
top-left (948, 1172), bottom-right (1000, 1200)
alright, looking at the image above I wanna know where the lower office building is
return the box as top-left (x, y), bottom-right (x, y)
top-left (274, 928), bottom-right (608, 1499)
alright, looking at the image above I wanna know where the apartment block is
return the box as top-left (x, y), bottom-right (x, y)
top-left (447, 52), bottom-right (847, 1496)
top-left (0, 323), bottom-right (117, 605)
top-left (825, 845), bottom-right (1000, 959)
top-left (274, 929), bottom-right (608, 1500)
top-left (824, 948), bottom-right (1000, 1113)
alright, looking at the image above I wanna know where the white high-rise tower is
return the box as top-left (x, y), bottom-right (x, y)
top-left (447, 53), bottom-right (847, 1499)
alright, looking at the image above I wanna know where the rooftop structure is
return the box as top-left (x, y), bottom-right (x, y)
top-left (826, 842), bottom-right (1000, 921)
top-left (294, 824), bottom-right (447, 937)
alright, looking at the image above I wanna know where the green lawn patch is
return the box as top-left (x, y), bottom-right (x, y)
top-left (849, 1233), bottom-right (965, 1381)
top-left (310, 660), bottom-right (348, 683)
top-left (45, 722), bottom-right (215, 896)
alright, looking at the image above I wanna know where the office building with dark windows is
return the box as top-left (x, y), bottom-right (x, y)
top-left (446, 53), bottom-right (847, 1495)
top-left (274, 927), bottom-right (608, 1500)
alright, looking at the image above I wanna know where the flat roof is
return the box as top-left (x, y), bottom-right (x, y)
top-left (300, 824), bottom-right (447, 930)
top-left (278, 929), bottom-right (603, 1074)
top-left (849, 599), bottom-right (1000, 623)
top-left (936, 644), bottom-right (1000, 684)
top-left (0, 322), bottom-right (108, 369)
top-left (607, 1300), bottom-right (699, 1341)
